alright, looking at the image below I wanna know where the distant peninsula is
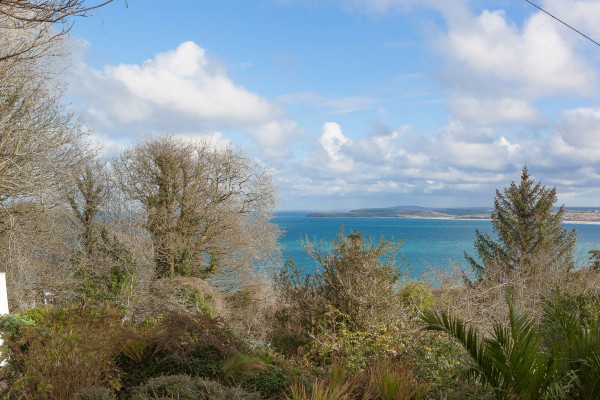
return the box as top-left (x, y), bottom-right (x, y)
top-left (307, 206), bottom-right (600, 223)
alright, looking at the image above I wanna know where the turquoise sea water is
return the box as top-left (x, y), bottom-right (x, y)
top-left (273, 212), bottom-right (600, 277)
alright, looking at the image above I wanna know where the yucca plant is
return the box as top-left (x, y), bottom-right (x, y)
top-left (422, 299), bottom-right (600, 400)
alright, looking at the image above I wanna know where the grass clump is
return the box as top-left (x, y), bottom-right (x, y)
top-left (130, 374), bottom-right (258, 400)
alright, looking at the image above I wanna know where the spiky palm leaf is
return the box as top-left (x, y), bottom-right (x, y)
top-left (543, 300), bottom-right (600, 400)
top-left (422, 304), bottom-right (551, 400)
top-left (421, 309), bottom-right (500, 391)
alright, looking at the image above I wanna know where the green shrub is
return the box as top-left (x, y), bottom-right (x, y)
top-left (423, 298), bottom-right (600, 400)
top-left (0, 313), bottom-right (35, 364)
top-left (275, 226), bottom-right (407, 340)
top-left (222, 353), bottom-right (289, 397)
top-left (1, 303), bottom-right (125, 400)
top-left (545, 288), bottom-right (600, 326)
top-left (399, 281), bottom-right (434, 313)
top-left (222, 353), bottom-right (269, 381)
top-left (302, 308), bottom-right (402, 374)
top-left (294, 307), bottom-right (477, 398)
top-left (129, 374), bottom-right (258, 400)
top-left (118, 311), bottom-right (241, 387)
top-left (249, 367), bottom-right (288, 398)
top-left (74, 386), bottom-right (117, 400)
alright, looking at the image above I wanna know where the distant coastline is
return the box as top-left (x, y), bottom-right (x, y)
top-left (306, 206), bottom-right (600, 223)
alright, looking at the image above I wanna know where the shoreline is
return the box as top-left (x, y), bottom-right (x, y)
top-left (305, 215), bottom-right (600, 225)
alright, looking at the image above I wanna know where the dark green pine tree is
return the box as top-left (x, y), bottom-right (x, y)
top-left (465, 167), bottom-right (576, 281)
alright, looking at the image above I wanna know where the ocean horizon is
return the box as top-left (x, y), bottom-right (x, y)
top-left (273, 212), bottom-right (600, 278)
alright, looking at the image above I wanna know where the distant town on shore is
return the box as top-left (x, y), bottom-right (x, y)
top-left (307, 206), bottom-right (600, 223)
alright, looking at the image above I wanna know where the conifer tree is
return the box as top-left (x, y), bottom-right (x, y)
top-left (465, 167), bottom-right (576, 280)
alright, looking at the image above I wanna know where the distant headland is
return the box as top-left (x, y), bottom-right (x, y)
top-left (306, 206), bottom-right (600, 223)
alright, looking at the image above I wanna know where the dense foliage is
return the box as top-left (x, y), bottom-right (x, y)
top-left (465, 167), bottom-right (576, 280)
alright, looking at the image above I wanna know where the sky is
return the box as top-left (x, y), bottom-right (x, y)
top-left (64, 0), bottom-right (600, 210)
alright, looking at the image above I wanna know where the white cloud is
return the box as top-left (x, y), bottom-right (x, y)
top-left (316, 122), bottom-right (354, 173)
top-left (101, 41), bottom-right (275, 124)
top-left (542, 0), bottom-right (600, 41)
top-left (327, 1), bottom-right (599, 128)
top-left (68, 41), bottom-right (297, 157)
top-left (290, 121), bottom-right (519, 201)
top-left (557, 107), bottom-right (600, 149)
top-left (248, 120), bottom-right (301, 158)
top-left (433, 120), bottom-right (521, 171)
top-left (440, 10), bottom-right (596, 98)
top-left (447, 96), bottom-right (542, 125)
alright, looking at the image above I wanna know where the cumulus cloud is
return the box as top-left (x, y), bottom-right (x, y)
top-left (433, 120), bottom-right (521, 171)
top-left (280, 2), bottom-right (600, 207)
top-left (440, 10), bottom-right (595, 98)
top-left (68, 41), bottom-right (298, 157)
top-left (272, 109), bottom-right (600, 208)
top-left (447, 96), bottom-right (542, 126)
top-left (542, 0), bottom-right (600, 41)
top-left (330, 0), bottom-right (599, 128)
top-left (312, 122), bottom-right (355, 173)
top-left (102, 42), bottom-right (275, 124)
top-left (290, 121), bottom-right (516, 201)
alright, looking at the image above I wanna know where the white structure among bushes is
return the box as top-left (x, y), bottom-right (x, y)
top-left (0, 273), bottom-right (7, 315)
top-left (0, 273), bottom-right (7, 367)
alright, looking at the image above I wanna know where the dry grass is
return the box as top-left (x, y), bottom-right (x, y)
top-left (424, 258), bottom-right (600, 333)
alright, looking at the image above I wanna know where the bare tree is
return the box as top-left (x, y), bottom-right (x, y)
top-left (114, 136), bottom-right (280, 290)
top-left (0, 0), bottom-right (122, 311)
top-left (0, 69), bottom-right (93, 312)
top-left (0, 201), bottom-right (80, 310)
top-left (0, 0), bottom-right (120, 204)
top-left (0, 81), bottom-right (86, 207)
top-left (0, 0), bottom-right (119, 66)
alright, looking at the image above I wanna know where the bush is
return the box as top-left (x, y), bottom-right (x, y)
top-left (305, 308), bottom-right (401, 374)
top-left (222, 353), bottom-right (290, 397)
top-left (222, 353), bottom-right (269, 381)
top-left (248, 367), bottom-right (289, 398)
top-left (74, 386), bottom-right (117, 400)
top-left (399, 281), bottom-right (433, 313)
top-left (1, 303), bottom-right (124, 400)
top-left (423, 298), bottom-right (600, 400)
top-left (118, 311), bottom-right (241, 387)
top-left (129, 374), bottom-right (258, 400)
top-left (273, 226), bottom-right (407, 355)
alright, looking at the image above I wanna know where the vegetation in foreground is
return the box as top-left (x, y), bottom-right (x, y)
top-left (1, 2), bottom-right (600, 399)
top-left (1, 167), bottom-right (600, 399)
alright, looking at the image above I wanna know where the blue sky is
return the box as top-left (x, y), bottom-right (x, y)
top-left (65, 0), bottom-right (600, 210)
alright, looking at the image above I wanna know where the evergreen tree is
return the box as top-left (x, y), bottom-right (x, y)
top-left (465, 167), bottom-right (576, 280)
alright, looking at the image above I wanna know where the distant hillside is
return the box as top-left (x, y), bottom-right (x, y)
top-left (307, 207), bottom-right (491, 219)
top-left (307, 206), bottom-right (600, 222)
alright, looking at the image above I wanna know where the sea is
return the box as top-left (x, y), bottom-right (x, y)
top-left (273, 212), bottom-right (600, 278)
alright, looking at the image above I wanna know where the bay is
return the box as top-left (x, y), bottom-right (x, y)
top-left (273, 212), bottom-right (600, 277)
